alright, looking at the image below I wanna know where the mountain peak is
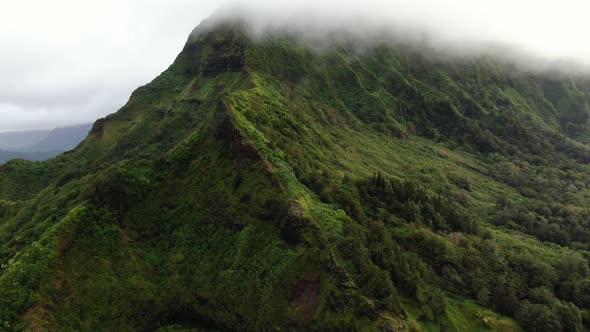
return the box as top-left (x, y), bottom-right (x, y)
top-left (1, 12), bottom-right (590, 331)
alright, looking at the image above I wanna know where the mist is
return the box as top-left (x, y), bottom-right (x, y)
top-left (2, 0), bottom-right (590, 131)
top-left (205, 1), bottom-right (590, 73)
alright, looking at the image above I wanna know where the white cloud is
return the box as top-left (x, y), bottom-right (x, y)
top-left (0, 0), bottom-right (220, 130)
top-left (1, 0), bottom-right (590, 130)
top-left (214, 0), bottom-right (590, 63)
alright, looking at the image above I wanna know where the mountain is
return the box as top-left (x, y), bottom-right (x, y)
top-left (1, 18), bottom-right (590, 331)
top-left (0, 124), bottom-right (92, 164)
top-left (19, 123), bottom-right (93, 153)
top-left (0, 129), bottom-right (52, 151)
top-left (0, 150), bottom-right (57, 164)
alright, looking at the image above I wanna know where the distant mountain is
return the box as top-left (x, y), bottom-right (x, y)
top-left (0, 129), bottom-right (52, 150)
top-left (0, 150), bottom-right (57, 164)
top-left (3, 17), bottom-right (590, 331)
top-left (0, 123), bottom-right (92, 164)
top-left (19, 123), bottom-right (92, 153)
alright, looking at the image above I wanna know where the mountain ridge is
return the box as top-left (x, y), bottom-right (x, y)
top-left (0, 19), bottom-right (589, 331)
top-left (0, 123), bottom-right (92, 164)
top-left (0, 129), bottom-right (52, 151)
top-left (19, 123), bottom-right (93, 153)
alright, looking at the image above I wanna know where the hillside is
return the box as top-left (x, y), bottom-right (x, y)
top-left (1, 18), bottom-right (590, 331)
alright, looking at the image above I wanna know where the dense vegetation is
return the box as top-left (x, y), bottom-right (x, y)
top-left (1, 17), bottom-right (590, 331)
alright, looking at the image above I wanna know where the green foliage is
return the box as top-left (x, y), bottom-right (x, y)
top-left (2, 19), bottom-right (590, 332)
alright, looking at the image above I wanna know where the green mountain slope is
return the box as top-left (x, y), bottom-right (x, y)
top-left (1, 19), bottom-right (590, 331)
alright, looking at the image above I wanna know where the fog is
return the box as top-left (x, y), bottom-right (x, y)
top-left (2, 0), bottom-right (590, 131)
top-left (206, 1), bottom-right (590, 72)
top-left (0, 0), bottom-right (218, 131)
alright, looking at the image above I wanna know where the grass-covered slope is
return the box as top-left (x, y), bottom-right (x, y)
top-left (1, 19), bottom-right (590, 331)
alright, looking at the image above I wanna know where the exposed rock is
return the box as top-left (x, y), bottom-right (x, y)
top-left (280, 201), bottom-right (308, 244)
top-left (259, 199), bottom-right (309, 245)
top-left (90, 118), bottom-right (106, 138)
top-left (213, 102), bottom-right (263, 163)
top-left (291, 273), bottom-right (320, 322)
top-left (201, 37), bottom-right (246, 75)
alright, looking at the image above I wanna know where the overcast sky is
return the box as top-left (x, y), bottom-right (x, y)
top-left (2, 0), bottom-right (590, 131)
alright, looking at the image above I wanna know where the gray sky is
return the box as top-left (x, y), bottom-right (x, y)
top-left (2, 0), bottom-right (590, 131)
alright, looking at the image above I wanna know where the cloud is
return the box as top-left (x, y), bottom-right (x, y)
top-left (0, 0), bottom-right (220, 130)
top-left (2, 0), bottom-right (590, 130)
top-left (205, 0), bottom-right (590, 71)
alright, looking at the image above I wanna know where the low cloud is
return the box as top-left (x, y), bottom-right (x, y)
top-left (2, 0), bottom-right (590, 130)
top-left (206, 1), bottom-right (590, 72)
top-left (0, 0), bottom-right (219, 131)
